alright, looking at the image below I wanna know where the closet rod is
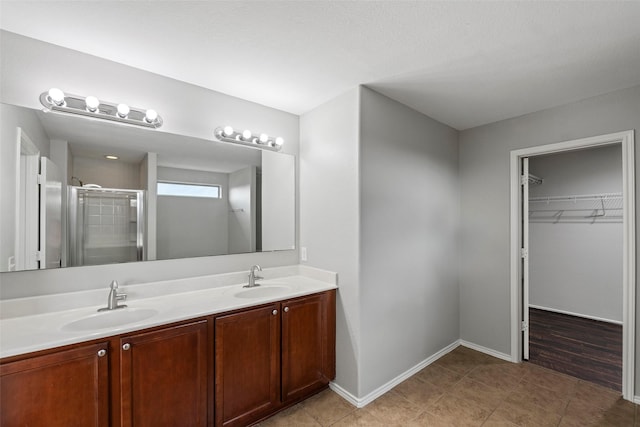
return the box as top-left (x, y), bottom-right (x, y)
top-left (529, 192), bottom-right (622, 203)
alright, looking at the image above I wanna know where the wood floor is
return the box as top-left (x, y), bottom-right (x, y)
top-left (528, 307), bottom-right (622, 391)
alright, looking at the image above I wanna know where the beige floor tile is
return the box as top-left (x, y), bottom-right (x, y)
top-left (329, 410), bottom-right (386, 427)
top-left (259, 404), bottom-right (321, 426)
top-left (493, 394), bottom-right (562, 427)
top-left (510, 379), bottom-right (570, 414)
top-left (450, 376), bottom-right (509, 410)
top-left (286, 348), bottom-right (639, 427)
top-left (405, 410), bottom-right (475, 426)
top-left (466, 364), bottom-right (522, 390)
top-left (571, 380), bottom-right (622, 409)
top-left (362, 390), bottom-right (423, 425)
top-left (414, 364), bottom-right (463, 389)
top-left (521, 364), bottom-right (578, 395)
top-left (481, 413), bottom-right (519, 427)
top-left (564, 395), bottom-right (635, 427)
top-left (453, 347), bottom-right (487, 361)
top-left (392, 376), bottom-right (445, 408)
top-left (432, 351), bottom-right (481, 375)
top-left (299, 390), bottom-right (356, 426)
top-left (427, 393), bottom-right (492, 426)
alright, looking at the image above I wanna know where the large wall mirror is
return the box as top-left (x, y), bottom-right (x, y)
top-left (0, 102), bottom-right (295, 273)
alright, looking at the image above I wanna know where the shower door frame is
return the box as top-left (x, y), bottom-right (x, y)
top-left (509, 130), bottom-right (635, 401)
top-left (68, 186), bottom-right (145, 266)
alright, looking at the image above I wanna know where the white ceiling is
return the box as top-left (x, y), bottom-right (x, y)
top-left (2, 1), bottom-right (640, 130)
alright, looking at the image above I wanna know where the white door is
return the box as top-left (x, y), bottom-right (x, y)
top-left (521, 157), bottom-right (530, 360)
top-left (39, 157), bottom-right (62, 269)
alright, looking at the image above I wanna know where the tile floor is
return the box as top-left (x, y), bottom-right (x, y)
top-left (259, 346), bottom-right (639, 426)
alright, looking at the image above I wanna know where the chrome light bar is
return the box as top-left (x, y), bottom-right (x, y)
top-left (40, 88), bottom-right (163, 129)
top-left (214, 126), bottom-right (283, 151)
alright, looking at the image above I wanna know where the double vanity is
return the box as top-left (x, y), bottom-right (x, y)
top-left (0, 265), bottom-right (337, 427)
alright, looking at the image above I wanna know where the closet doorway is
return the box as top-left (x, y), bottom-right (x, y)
top-left (509, 130), bottom-right (635, 400)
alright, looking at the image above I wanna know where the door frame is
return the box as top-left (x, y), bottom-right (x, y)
top-left (509, 130), bottom-right (635, 400)
top-left (14, 127), bottom-right (41, 271)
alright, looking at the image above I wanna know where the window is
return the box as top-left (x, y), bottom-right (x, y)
top-left (157, 182), bottom-right (221, 198)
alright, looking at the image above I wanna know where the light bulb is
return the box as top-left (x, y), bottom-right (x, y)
top-left (223, 126), bottom-right (234, 136)
top-left (242, 130), bottom-right (252, 140)
top-left (116, 103), bottom-right (130, 118)
top-left (259, 133), bottom-right (269, 144)
top-left (48, 88), bottom-right (65, 106)
top-left (274, 137), bottom-right (284, 147)
top-left (144, 109), bottom-right (158, 123)
top-left (85, 96), bottom-right (100, 112)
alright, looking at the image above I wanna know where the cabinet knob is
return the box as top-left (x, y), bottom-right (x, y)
top-left (122, 343), bottom-right (131, 351)
top-left (284, 307), bottom-right (289, 313)
top-left (272, 309), bottom-right (278, 315)
top-left (97, 349), bottom-right (107, 357)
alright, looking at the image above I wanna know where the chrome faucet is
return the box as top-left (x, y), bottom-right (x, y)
top-left (98, 280), bottom-right (127, 311)
top-left (244, 265), bottom-right (263, 288)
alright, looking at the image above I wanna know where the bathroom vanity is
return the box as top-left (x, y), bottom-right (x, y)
top-left (0, 268), bottom-right (337, 427)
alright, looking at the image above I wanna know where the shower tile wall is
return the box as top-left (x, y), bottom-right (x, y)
top-left (83, 195), bottom-right (137, 265)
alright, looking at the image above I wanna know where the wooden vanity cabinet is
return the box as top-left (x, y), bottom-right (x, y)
top-left (118, 319), bottom-right (209, 427)
top-left (215, 290), bottom-right (336, 427)
top-left (0, 288), bottom-right (335, 427)
top-left (214, 303), bottom-right (281, 427)
top-left (281, 290), bottom-right (336, 403)
top-left (0, 341), bottom-right (110, 427)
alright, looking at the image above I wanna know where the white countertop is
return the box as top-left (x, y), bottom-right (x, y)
top-left (0, 265), bottom-right (337, 359)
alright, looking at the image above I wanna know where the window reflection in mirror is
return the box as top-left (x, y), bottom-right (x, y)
top-left (0, 103), bottom-right (295, 273)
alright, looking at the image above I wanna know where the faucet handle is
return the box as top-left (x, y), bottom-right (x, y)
top-left (110, 280), bottom-right (119, 290)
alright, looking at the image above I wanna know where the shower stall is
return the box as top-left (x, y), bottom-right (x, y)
top-left (68, 186), bottom-right (145, 266)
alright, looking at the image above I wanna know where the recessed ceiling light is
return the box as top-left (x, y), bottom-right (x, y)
top-left (105, 155), bottom-right (119, 160)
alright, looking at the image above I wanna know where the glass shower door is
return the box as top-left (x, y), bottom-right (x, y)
top-left (68, 187), bottom-right (144, 266)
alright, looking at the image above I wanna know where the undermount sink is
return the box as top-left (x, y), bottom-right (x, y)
top-left (234, 285), bottom-right (292, 299)
top-left (61, 307), bottom-right (159, 332)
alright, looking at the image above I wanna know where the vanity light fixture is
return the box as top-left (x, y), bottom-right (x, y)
top-left (214, 126), bottom-right (284, 151)
top-left (104, 155), bottom-right (119, 160)
top-left (40, 88), bottom-right (163, 129)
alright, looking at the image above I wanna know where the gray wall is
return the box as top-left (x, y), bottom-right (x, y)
top-left (359, 87), bottom-right (460, 396)
top-left (156, 167), bottom-right (230, 259)
top-left (228, 167), bottom-right (257, 254)
top-left (528, 145), bottom-right (623, 322)
top-left (72, 156), bottom-right (141, 189)
top-left (0, 31), bottom-right (299, 298)
top-left (459, 85), bottom-right (640, 387)
top-left (300, 88), bottom-right (361, 397)
top-left (300, 87), bottom-right (460, 399)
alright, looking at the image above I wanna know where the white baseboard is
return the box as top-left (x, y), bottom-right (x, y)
top-left (329, 340), bottom-right (460, 408)
top-left (634, 396), bottom-right (640, 405)
top-left (328, 382), bottom-right (360, 407)
top-left (459, 340), bottom-right (513, 362)
top-left (529, 304), bottom-right (622, 325)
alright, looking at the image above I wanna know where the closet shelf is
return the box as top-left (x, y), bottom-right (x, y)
top-left (529, 192), bottom-right (622, 203)
top-left (529, 192), bottom-right (623, 223)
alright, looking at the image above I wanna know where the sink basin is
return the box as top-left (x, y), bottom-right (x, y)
top-left (61, 307), bottom-right (158, 332)
top-left (234, 285), bottom-right (292, 299)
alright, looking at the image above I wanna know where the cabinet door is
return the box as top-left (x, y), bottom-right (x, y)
top-left (281, 290), bottom-right (336, 402)
top-left (215, 304), bottom-right (280, 427)
top-left (120, 320), bottom-right (208, 427)
top-left (0, 342), bottom-right (109, 427)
